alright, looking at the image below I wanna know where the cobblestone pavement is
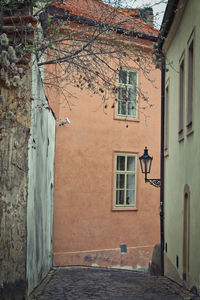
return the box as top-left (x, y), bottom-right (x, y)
top-left (29, 267), bottom-right (200, 300)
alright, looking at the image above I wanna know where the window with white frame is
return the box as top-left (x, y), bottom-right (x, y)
top-left (179, 54), bottom-right (184, 139)
top-left (164, 84), bottom-right (169, 152)
top-left (117, 69), bottom-right (138, 118)
top-left (114, 153), bottom-right (137, 207)
top-left (187, 32), bottom-right (194, 131)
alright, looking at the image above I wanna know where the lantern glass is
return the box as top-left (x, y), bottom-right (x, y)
top-left (139, 147), bottom-right (153, 174)
top-left (146, 157), bottom-right (152, 173)
top-left (139, 157), bottom-right (145, 173)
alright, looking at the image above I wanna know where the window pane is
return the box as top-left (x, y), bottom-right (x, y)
top-left (128, 102), bottom-right (136, 117)
top-left (126, 190), bottom-right (135, 205)
top-left (116, 174), bottom-right (125, 188)
top-left (118, 87), bottom-right (121, 100)
top-left (126, 174), bottom-right (135, 190)
top-left (119, 70), bottom-right (127, 84)
top-left (118, 87), bottom-right (126, 100)
top-left (117, 100), bottom-right (121, 114)
top-left (127, 156), bottom-right (135, 171)
top-left (129, 71), bottom-right (137, 85)
top-left (117, 156), bottom-right (125, 170)
top-left (116, 190), bottom-right (124, 205)
top-left (128, 88), bottom-right (136, 102)
top-left (121, 102), bottom-right (126, 115)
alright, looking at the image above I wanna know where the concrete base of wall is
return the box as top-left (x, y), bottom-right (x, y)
top-left (164, 252), bottom-right (182, 285)
top-left (149, 243), bottom-right (162, 275)
top-left (164, 252), bottom-right (200, 296)
top-left (54, 245), bottom-right (154, 271)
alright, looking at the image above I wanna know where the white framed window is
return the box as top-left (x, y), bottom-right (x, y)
top-left (117, 69), bottom-right (138, 118)
top-left (187, 30), bottom-right (194, 134)
top-left (179, 53), bottom-right (185, 141)
top-left (114, 153), bottom-right (137, 207)
top-left (164, 82), bottom-right (169, 154)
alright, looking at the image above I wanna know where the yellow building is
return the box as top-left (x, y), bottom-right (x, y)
top-left (158, 0), bottom-right (200, 294)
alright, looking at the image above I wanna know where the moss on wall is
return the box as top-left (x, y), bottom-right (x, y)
top-left (0, 71), bottom-right (31, 299)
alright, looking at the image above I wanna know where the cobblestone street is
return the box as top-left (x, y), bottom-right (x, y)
top-left (29, 267), bottom-right (200, 300)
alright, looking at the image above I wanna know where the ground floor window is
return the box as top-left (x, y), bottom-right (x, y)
top-left (114, 153), bottom-right (137, 207)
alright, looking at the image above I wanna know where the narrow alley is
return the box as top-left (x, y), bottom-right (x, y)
top-left (29, 267), bottom-right (199, 300)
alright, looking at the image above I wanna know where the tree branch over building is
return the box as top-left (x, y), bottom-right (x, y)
top-left (0, 0), bottom-right (162, 117)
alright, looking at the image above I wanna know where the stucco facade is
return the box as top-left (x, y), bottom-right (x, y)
top-left (160, 0), bottom-right (200, 294)
top-left (51, 38), bottom-right (161, 269)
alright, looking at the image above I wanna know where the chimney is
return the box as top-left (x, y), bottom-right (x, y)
top-left (140, 7), bottom-right (154, 27)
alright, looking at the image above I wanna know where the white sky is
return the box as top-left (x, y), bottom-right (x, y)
top-left (120, 0), bottom-right (168, 28)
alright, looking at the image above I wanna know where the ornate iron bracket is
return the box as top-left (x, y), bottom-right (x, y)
top-left (147, 179), bottom-right (161, 188)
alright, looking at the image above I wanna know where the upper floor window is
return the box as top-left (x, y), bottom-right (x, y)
top-left (179, 53), bottom-right (185, 141)
top-left (187, 31), bottom-right (194, 134)
top-left (114, 153), bottom-right (137, 207)
top-left (164, 83), bottom-right (169, 154)
top-left (117, 69), bottom-right (138, 118)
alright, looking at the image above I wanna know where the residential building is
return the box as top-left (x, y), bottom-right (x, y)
top-left (157, 0), bottom-right (200, 294)
top-left (47, 0), bottom-right (161, 271)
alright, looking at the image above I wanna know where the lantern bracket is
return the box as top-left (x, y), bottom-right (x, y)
top-left (147, 178), bottom-right (161, 188)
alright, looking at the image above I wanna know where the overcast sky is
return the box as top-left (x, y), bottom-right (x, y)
top-left (132, 0), bottom-right (167, 28)
top-left (115, 0), bottom-right (168, 28)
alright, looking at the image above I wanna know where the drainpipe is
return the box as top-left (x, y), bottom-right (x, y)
top-left (160, 58), bottom-right (165, 276)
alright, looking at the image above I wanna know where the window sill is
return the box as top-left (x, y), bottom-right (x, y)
top-left (186, 124), bottom-right (193, 137)
top-left (164, 149), bottom-right (169, 157)
top-left (178, 131), bottom-right (184, 143)
top-left (112, 207), bottom-right (138, 211)
top-left (114, 116), bottom-right (140, 122)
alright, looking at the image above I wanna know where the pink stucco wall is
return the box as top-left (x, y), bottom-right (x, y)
top-left (49, 51), bottom-right (161, 269)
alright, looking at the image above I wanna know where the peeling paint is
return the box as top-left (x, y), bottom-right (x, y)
top-left (54, 246), bottom-right (154, 270)
top-left (26, 60), bottom-right (55, 295)
top-left (91, 264), bottom-right (100, 267)
top-left (112, 265), bottom-right (133, 271)
top-left (136, 264), bottom-right (149, 273)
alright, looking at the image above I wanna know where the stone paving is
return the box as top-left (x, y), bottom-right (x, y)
top-left (29, 267), bottom-right (200, 300)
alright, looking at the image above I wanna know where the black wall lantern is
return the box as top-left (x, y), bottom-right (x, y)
top-left (139, 146), bottom-right (160, 188)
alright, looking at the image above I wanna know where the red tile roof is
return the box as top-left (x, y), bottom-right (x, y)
top-left (53, 0), bottom-right (158, 38)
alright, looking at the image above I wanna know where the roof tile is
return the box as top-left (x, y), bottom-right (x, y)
top-left (53, 0), bottom-right (158, 37)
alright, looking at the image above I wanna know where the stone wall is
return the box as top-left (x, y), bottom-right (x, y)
top-left (0, 70), bottom-right (32, 299)
top-left (0, 58), bottom-right (56, 298)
